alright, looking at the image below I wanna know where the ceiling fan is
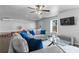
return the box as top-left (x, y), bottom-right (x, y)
top-left (27, 5), bottom-right (50, 15)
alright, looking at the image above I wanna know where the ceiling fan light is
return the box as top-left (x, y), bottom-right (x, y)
top-left (35, 10), bottom-right (41, 14)
top-left (39, 6), bottom-right (43, 10)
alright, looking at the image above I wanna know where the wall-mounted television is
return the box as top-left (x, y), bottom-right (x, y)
top-left (60, 16), bottom-right (75, 25)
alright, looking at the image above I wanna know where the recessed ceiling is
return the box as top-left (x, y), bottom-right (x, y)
top-left (0, 5), bottom-right (79, 21)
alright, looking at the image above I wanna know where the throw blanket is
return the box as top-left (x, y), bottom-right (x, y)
top-left (8, 33), bottom-right (29, 53)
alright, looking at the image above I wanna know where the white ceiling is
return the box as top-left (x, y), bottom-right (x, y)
top-left (59, 5), bottom-right (79, 13)
top-left (0, 5), bottom-right (79, 20)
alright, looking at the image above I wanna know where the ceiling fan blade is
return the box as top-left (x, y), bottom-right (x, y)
top-left (35, 5), bottom-right (45, 9)
top-left (27, 7), bottom-right (35, 10)
top-left (30, 11), bottom-right (35, 13)
top-left (36, 5), bottom-right (40, 8)
top-left (36, 5), bottom-right (45, 7)
top-left (42, 10), bottom-right (50, 12)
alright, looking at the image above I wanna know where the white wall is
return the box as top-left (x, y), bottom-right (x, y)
top-left (37, 19), bottom-right (50, 34)
top-left (0, 19), bottom-right (35, 32)
top-left (58, 8), bottom-right (79, 44)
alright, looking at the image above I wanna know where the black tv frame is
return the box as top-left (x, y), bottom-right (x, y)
top-left (60, 16), bottom-right (75, 25)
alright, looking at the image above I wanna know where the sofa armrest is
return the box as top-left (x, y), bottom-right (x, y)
top-left (57, 35), bottom-right (75, 45)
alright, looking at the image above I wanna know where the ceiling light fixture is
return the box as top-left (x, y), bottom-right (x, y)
top-left (27, 5), bottom-right (50, 18)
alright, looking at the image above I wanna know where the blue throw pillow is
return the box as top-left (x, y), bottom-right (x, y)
top-left (29, 30), bottom-right (35, 36)
top-left (19, 31), bottom-right (30, 41)
top-left (40, 30), bottom-right (46, 34)
top-left (28, 38), bottom-right (43, 52)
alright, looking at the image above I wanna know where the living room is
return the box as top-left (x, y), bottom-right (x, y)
top-left (0, 5), bottom-right (79, 53)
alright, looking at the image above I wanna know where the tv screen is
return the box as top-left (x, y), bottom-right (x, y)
top-left (60, 16), bottom-right (75, 25)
